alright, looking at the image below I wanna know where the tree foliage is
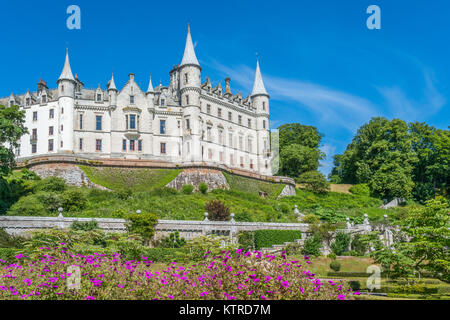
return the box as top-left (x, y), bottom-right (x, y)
top-left (296, 170), bottom-right (329, 193)
top-left (278, 123), bottom-right (325, 178)
top-left (330, 117), bottom-right (450, 201)
top-left (0, 104), bottom-right (27, 177)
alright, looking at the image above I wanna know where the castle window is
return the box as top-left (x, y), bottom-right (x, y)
top-left (48, 139), bottom-right (54, 152)
top-left (263, 120), bottom-right (266, 129)
top-left (248, 119), bottom-right (251, 128)
top-left (250, 159), bottom-right (254, 169)
top-left (230, 154), bottom-right (234, 166)
top-left (238, 115), bottom-right (242, 125)
top-left (186, 119), bottom-right (190, 130)
top-left (229, 133), bottom-right (233, 148)
top-left (184, 73), bottom-right (188, 84)
top-left (61, 141), bottom-right (63, 148)
top-left (208, 149), bottom-right (212, 160)
top-left (42, 95), bottom-right (47, 104)
top-left (239, 136), bottom-right (243, 150)
top-left (263, 101), bottom-right (266, 111)
top-left (32, 129), bottom-right (37, 141)
top-left (33, 111), bottom-right (38, 121)
top-left (218, 129), bottom-right (223, 145)
top-left (265, 161), bottom-right (268, 169)
top-left (96, 139), bottom-right (102, 151)
top-left (122, 139), bottom-right (127, 151)
top-left (206, 104), bottom-right (211, 114)
top-left (240, 156), bottom-right (244, 168)
top-left (130, 115), bottom-right (136, 130)
top-left (96, 93), bottom-right (102, 102)
top-left (130, 96), bottom-right (135, 104)
top-left (160, 119), bottom-right (166, 134)
top-left (96, 115), bottom-right (102, 131)
top-left (15, 145), bottom-right (20, 156)
top-left (61, 107), bottom-right (64, 114)
top-left (49, 109), bottom-right (54, 119)
top-left (218, 108), bottom-right (222, 118)
top-left (49, 126), bottom-right (54, 136)
top-left (31, 144), bottom-right (37, 154)
top-left (26, 98), bottom-right (31, 106)
top-left (160, 142), bottom-right (166, 154)
top-left (248, 138), bottom-right (253, 153)
top-left (228, 112), bottom-right (232, 121)
top-left (219, 152), bottom-right (223, 162)
top-left (61, 85), bottom-right (64, 94)
top-left (138, 140), bottom-right (142, 152)
top-left (79, 114), bottom-right (83, 129)
top-left (207, 127), bottom-right (212, 141)
top-left (130, 140), bottom-right (135, 151)
top-left (161, 98), bottom-right (165, 106)
top-left (79, 138), bottom-right (83, 151)
top-left (60, 125), bottom-right (63, 132)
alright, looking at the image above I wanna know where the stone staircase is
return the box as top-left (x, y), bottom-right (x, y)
top-left (260, 238), bottom-right (305, 254)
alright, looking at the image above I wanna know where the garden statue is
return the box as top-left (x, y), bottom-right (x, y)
top-left (346, 217), bottom-right (352, 229)
top-left (294, 205), bottom-right (304, 221)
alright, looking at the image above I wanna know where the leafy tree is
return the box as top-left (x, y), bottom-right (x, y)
top-left (0, 104), bottom-right (28, 177)
top-left (296, 170), bottom-right (329, 193)
top-left (330, 117), bottom-right (417, 200)
top-left (62, 189), bottom-right (87, 212)
top-left (330, 231), bottom-right (351, 255)
top-left (348, 184), bottom-right (370, 197)
top-left (301, 234), bottom-right (322, 256)
top-left (278, 123), bottom-right (325, 178)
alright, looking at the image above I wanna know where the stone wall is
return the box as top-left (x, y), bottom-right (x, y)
top-left (277, 184), bottom-right (296, 198)
top-left (29, 163), bottom-right (108, 190)
top-left (166, 168), bottom-right (229, 191)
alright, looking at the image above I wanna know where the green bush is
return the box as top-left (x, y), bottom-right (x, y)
top-left (0, 228), bottom-right (25, 248)
top-left (71, 220), bottom-right (99, 231)
top-left (327, 252), bottom-right (337, 260)
top-left (253, 230), bottom-right (302, 249)
top-left (330, 231), bottom-right (351, 255)
top-left (181, 184), bottom-right (194, 195)
top-left (151, 187), bottom-right (178, 197)
top-left (7, 194), bottom-right (47, 216)
top-left (237, 231), bottom-right (255, 250)
top-left (329, 261), bottom-right (341, 272)
top-left (301, 234), bottom-right (322, 256)
top-left (34, 177), bottom-right (66, 193)
top-left (350, 234), bottom-right (367, 256)
top-left (198, 183), bottom-right (208, 194)
top-left (126, 212), bottom-right (158, 243)
top-left (302, 214), bottom-right (320, 224)
top-left (234, 211), bottom-right (253, 222)
top-left (0, 247), bottom-right (23, 262)
top-left (349, 184), bottom-right (371, 197)
top-left (143, 247), bottom-right (188, 263)
top-left (296, 171), bottom-right (329, 193)
top-left (159, 231), bottom-right (186, 248)
top-left (62, 189), bottom-right (88, 212)
top-left (35, 192), bottom-right (63, 213)
top-left (115, 188), bottom-right (132, 200)
top-left (348, 280), bottom-right (361, 291)
top-left (341, 250), bottom-right (359, 256)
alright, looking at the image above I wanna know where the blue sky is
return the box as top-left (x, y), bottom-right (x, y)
top-left (1, 0), bottom-right (449, 176)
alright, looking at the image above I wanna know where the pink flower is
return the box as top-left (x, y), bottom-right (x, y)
top-left (300, 287), bottom-right (304, 294)
top-left (281, 281), bottom-right (290, 288)
top-left (85, 296), bottom-right (95, 300)
top-left (200, 291), bottom-right (209, 296)
top-left (337, 294), bottom-right (345, 300)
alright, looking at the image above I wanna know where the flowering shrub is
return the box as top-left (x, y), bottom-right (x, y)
top-left (0, 246), bottom-right (358, 300)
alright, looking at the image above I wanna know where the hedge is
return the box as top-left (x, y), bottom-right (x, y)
top-left (253, 230), bottom-right (302, 250)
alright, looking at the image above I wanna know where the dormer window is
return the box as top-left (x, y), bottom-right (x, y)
top-left (184, 73), bottom-right (188, 84)
top-left (130, 95), bottom-right (135, 104)
top-left (185, 95), bottom-right (189, 105)
top-left (96, 93), bottom-right (102, 102)
top-left (160, 98), bottom-right (165, 107)
top-left (26, 98), bottom-right (31, 106)
top-left (42, 95), bottom-right (47, 104)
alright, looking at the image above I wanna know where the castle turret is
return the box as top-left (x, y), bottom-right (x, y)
top-left (251, 59), bottom-right (271, 175)
top-left (57, 49), bottom-right (76, 152)
top-left (179, 25), bottom-right (202, 162)
top-left (107, 73), bottom-right (117, 109)
top-left (146, 73), bottom-right (155, 108)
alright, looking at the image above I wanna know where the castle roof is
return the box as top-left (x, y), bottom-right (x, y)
top-left (180, 25), bottom-right (200, 67)
top-left (251, 59), bottom-right (268, 97)
top-left (108, 73), bottom-right (117, 91)
top-left (147, 74), bottom-right (154, 93)
top-left (58, 49), bottom-right (75, 81)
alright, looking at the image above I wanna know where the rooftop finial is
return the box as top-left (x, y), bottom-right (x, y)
top-left (147, 73), bottom-right (154, 93)
top-left (108, 72), bottom-right (117, 91)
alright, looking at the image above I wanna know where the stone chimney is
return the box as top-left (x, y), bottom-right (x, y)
top-left (224, 77), bottom-right (232, 97)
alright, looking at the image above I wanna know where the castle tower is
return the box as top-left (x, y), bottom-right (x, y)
top-left (251, 58), bottom-right (271, 174)
top-left (57, 49), bottom-right (76, 152)
top-left (179, 25), bottom-right (202, 162)
top-left (107, 73), bottom-right (117, 109)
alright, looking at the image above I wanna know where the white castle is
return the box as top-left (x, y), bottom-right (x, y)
top-left (1, 26), bottom-right (272, 175)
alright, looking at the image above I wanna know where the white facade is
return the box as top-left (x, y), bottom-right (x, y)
top-left (1, 27), bottom-right (273, 175)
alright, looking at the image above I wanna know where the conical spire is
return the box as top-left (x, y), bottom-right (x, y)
top-left (147, 74), bottom-right (154, 92)
top-left (251, 59), bottom-right (268, 96)
top-left (180, 24), bottom-right (200, 67)
top-left (108, 73), bottom-right (117, 91)
top-left (58, 49), bottom-right (75, 81)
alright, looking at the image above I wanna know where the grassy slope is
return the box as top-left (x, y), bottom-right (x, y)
top-left (79, 166), bottom-right (181, 192)
top-left (222, 172), bottom-right (285, 199)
